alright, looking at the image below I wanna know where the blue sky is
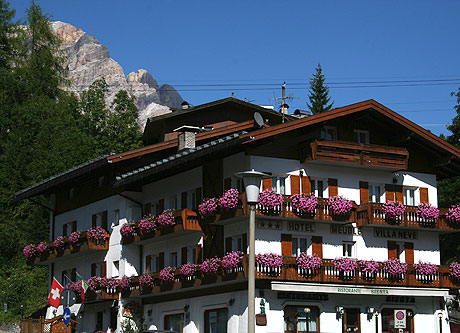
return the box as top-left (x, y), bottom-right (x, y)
top-left (11, 0), bottom-right (460, 136)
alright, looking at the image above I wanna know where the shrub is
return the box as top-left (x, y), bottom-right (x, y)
top-left (159, 266), bottom-right (175, 282)
top-left (359, 260), bottom-right (379, 275)
top-left (180, 263), bottom-right (197, 278)
top-left (258, 189), bottom-right (284, 210)
top-left (416, 203), bottom-right (439, 221)
top-left (333, 257), bottom-right (358, 273)
top-left (414, 260), bottom-right (438, 276)
top-left (219, 188), bottom-right (239, 209)
top-left (255, 253), bottom-right (283, 269)
top-left (201, 257), bottom-right (220, 275)
top-left (157, 209), bottom-right (176, 227)
top-left (296, 253), bottom-right (322, 270)
top-left (222, 251), bottom-right (244, 270)
top-left (69, 230), bottom-right (81, 244)
top-left (87, 226), bottom-right (108, 241)
top-left (328, 195), bottom-right (353, 216)
top-left (446, 205), bottom-right (460, 223)
top-left (291, 193), bottom-right (318, 214)
top-left (198, 198), bottom-right (219, 217)
top-left (383, 259), bottom-right (408, 275)
top-left (382, 201), bottom-right (405, 220)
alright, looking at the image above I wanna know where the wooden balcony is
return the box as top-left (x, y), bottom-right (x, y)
top-left (83, 288), bottom-right (119, 303)
top-left (305, 140), bottom-right (409, 170)
top-left (32, 231), bottom-right (110, 265)
top-left (357, 203), bottom-right (456, 232)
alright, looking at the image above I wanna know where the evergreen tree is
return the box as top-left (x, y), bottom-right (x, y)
top-left (307, 63), bottom-right (334, 114)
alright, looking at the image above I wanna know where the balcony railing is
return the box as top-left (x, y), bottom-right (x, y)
top-left (306, 140), bottom-right (409, 170)
top-left (357, 203), bottom-right (455, 231)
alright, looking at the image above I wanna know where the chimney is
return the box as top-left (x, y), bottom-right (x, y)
top-left (280, 103), bottom-right (289, 114)
top-left (181, 101), bottom-right (190, 109)
top-left (174, 125), bottom-right (202, 151)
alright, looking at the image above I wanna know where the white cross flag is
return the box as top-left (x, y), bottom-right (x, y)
top-left (48, 277), bottom-right (64, 308)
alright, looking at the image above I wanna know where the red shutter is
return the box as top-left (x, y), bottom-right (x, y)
top-left (290, 175), bottom-right (301, 195)
top-left (102, 262), bottom-right (107, 277)
top-left (145, 255), bottom-right (151, 273)
top-left (92, 214), bottom-right (97, 228)
top-left (385, 184), bottom-right (395, 202)
top-left (420, 187), bottom-right (429, 203)
top-left (181, 192), bottom-right (188, 209)
top-left (242, 233), bottom-right (248, 254)
top-left (281, 234), bottom-right (292, 257)
top-left (302, 175), bottom-right (311, 194)
top-left (312, 236), bottom-right (323, 258)
top-left (144, 202), bottom-right (151, 216)
top-left (159, 252), bottom-right (164, 270)
top-left (102, 211), bottom-right (108, 231)
top-left (405, 242), bottom-right (414, 264)
top-left (388, 241), bottom-right (397, 259)
top-left (262, 178), bottom-right (272, 191)
top-left (181, 247), bottom-right (188, 265)
top-left (225, 237), bottom-right (232, 254)
top-left (328, 178), bottom-right (338, 197)
top-left (359, 181), bottom-right (369, 204)
top-left (395, 185), bottom-right (404, 203)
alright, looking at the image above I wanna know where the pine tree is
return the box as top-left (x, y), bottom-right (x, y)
top-left (307, 63), bottom-right (334, 115)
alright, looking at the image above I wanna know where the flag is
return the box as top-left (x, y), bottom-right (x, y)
top-left (76, 272), bottom-right (89, 302)
top-left (48, 277), bottom-right (64, 308)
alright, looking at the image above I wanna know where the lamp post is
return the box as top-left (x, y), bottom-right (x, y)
top-left (235, 170), bottom-right (269, 333)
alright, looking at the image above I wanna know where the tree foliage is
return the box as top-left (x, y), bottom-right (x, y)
top-left (307, 63), bottom-right (334, 115)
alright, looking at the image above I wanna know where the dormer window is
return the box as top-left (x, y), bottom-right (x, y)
top-left (321, 126), bottom-right (337, 140)
top-left (353, 129), bottom-right (370, 144)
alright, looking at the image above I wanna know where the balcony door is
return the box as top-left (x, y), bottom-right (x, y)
top-left (343, 308), bottom-right (360, 333)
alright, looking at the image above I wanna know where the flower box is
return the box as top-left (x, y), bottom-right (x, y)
top-left (382, 201), bottom-right (405, 223)
top-left (328, 195), bottom-right (353, 220)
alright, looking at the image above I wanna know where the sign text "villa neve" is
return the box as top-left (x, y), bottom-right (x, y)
top-left (374, 228), bottom-right (418, 240)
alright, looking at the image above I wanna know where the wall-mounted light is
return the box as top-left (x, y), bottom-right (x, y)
top-left (393, 172), bottom-right (400, 184)
top-left (407, 309), bottom-right (414, 318)
top-left (335, 306), bottom-right (344, 316)
top-left (438, 312), bottom-right (443, 319)
top-left (304, 307), bottom-right (311, 314)
top-left (184, 305), bottom-right (189, 312)
top-left (366, 307), bottom-right (375, 315)
top-left (147, 309), bottom-right (152, 317)
top-left (228, 298), bottom-right (235, 306)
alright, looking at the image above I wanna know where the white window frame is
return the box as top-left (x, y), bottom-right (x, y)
top-left (404, 187), bottom-right (417, 206)
top-left (271, 174), bottom-right (288, 195)
top-left (310, 178), bottom-right (328, 198)
top-left (353, 129), bottom-right (370, 144)
top-left (369, 183), bottom-right (384, 203)
top-left (321, 126), bottom-right (337, 141)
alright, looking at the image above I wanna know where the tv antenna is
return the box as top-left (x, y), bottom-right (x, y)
top-left (272, 82), bottom-right (299, 107)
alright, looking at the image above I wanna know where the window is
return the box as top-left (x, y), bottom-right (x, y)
top-left (164, 313), bottom-right (184, 332)
top-left (342, 241), bottom-right (355, 257)
top-left (381, 308), bottom-right (413, 333)
top-left (284, 306), bottom-right (319, 333)
top-left (271, 176), bottom-right (287, 195)
top-left (169, 195), bottom-right (178, 210)
top-left (321, 126), bottom-right (337, 140)
top-left (292, 237), bottom-right (308, 257)
top-left (112, 261), bottom-right (119, 278)
top-left (404, 188), bottom-right (416, 206)
top-left (190, 190), bottom-right (197, 209)
top-left (204, 308), bottom-right (228, 333)
top-left (343, 308), bottom-right (360, 333)
top-left (353, 130), bottom-right (370, 144)
top-left (311, 179), bottom-right (326, 198)
top-left (170, 252), bottom-right (178, 267)
top-left (192, 248), bottom-right (197, 264)
top-left (369, 184), bottom-right (383, 203)
top-left (113, 209), bottom-right (120, 227)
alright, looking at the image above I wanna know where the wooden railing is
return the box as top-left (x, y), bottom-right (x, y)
top-left (306, 140), bottom-right (409, 170)
top-left (357, 203), bottom-right (455, 231)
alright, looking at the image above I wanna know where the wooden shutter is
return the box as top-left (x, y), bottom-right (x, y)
top-left (102, 262), bottom-right (107, 277)
top-left (180, 192), bottom-right (187, 209)
top-left (145, 255), bottom-right (151, 273)
top-left (158, 199), bottom-right (164, 214)
top-left (63, 224), bottom-right (68, 237)
top-left (144, 202), bottom-right (151, 216)
top-left (195, 245), bottom-right (203, 264)
top-left (359, 181), bottom-right (369, 204)
top-left (102, 211), bottom-right (108, 231)
top-left (242, 233), bottom-right (248, 254)
top-left (181, 247), bottom-right (188, 265)
top-left (91, 263), bottom-right (97, 277)
top-left (302, 175), bottom-right (311, 194)
top-left (71, 221), bottom-right (77, 233)
top-left (420, 187), bottom-right (429, 203)
top-left (71, 268), bottom-right (76, 282)
top-left (159, 252), bottom-right (165, 270)
top-left (328, 178), bottom-right (338, 197)
top-left (395, 185), bottom-right (404, 202)
top-left (92, 214), bottom-right (97, 228)
top-left (225, 237), bottom-right (232, 254)
top-left (281, 234), bottom-right (292, 257)
top-left (224, 178), bottom-right (232, 191)
top-left (262, 178), bottom-right (272, 191)
top-left (405, 242), bottom-right (414, 265)
top-left (388, 241), bottom-right (397, 259)
top-left (312, 236), bottom-right (323, 258)
top-left (385, 184), bottom-right (395, 202)
top-left (290, 175), bottom-right (301, 195)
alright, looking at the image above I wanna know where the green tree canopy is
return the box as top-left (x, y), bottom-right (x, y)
top-left (307, 63), bottom-right (334, 115)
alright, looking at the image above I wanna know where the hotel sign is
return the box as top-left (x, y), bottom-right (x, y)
top-left (374, 228), bottom-right (418, 240)
top-left (337, 287), bottom-right (389, 295)
top-left (330, 225), bottom-right (361, 235)
top-left (286, 221), bottom-right (316, 233)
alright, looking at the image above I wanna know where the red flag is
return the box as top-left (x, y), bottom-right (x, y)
top-left (48, 277), bottom-right (64, 308)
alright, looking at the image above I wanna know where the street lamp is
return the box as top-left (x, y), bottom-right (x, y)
top-left (234, 169), bottom-right (269, 333)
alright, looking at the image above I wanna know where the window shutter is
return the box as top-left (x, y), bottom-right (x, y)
top-left (405, 242), bottom-right (414, 264)
top-left (225, 237), bottom-right (232, 254)
top-left (420, 187), bottom-right (429, 203)
top-left (312, 236), bottom-right (323, 258)
top-left (328, 178), bottom-right (338, 197)
top-left (262, 178), bottom-right (272, 191)
top-left (92, 214), bottom-right (97, 228)
top-left (144, 202), bottom-right (151, 216)
top-left (158, 199), bottom-right (164, 213)
top-left (242, 233), bottom-right (248, 254)
top-left (91, 263), bottom-right (97, 277)
top-left (181, 247), bottom-right (188, 265)
top-left (290, 175), bottom-right (300, 195)
top-left (195, 245), bottom-right (203, 264)
top-left (159, 252), bottom-right (165, 270)
top-left (181, 192), bottom-right (188, 209)
top-left (71, 221), bottom-right (77, 233)
top-left (102, 211), bottom-right (108, 231)
top-left (385, 184), bottom-right (395, 202)
top-left (102, 262), bottom-right (107, 277)
top-left (388, 241), bottom-right (397, 259)
top-left (224, 178), bottom-right (232, 191)
top-left (395, 185), bottom-right (404, 202)
top-left (145, 255), bottom-right (151, 273)
top-left (63, 224), bottom-right (67, 237)
top-left (195, 188), bottom-right (202, 206)
top-left (301, 175), bottom-right (311, 194)
top-left (359, 181), bottom-right (369, 204)
top-left (281, 234), bottom-right (292, 257)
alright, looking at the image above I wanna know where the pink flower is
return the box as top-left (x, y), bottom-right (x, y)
top-left (157, 209), bottom-right (176, 227)
top-left (68, 231), bottom-right (81, 244)
top-left (198, 198), bottom-right (219, 217)
top-left (328, 195), bottom-right (353, 216)
top-left (222, 251), bottom-right (244, 270)
top-left (333, 257), bottom-right (358, 272)
top-left (159, 266), bottom-right (175, 282)
top-left (180, 263), bottom-right (197, 278)
top-left (414, 260), bottom-right (438, 276)
top-left (66, 281), bottom-right (82, 296)
top-left (138, 214), bottom-right (156, 233)
top-left (100, 277), bottom-right (120, 290)
top-left (416, 203), bottom-right (439, 221)
top-left (450, 262), bottom-right (460, 279)
top-left (296, 253), bottom-right (322, 270)
top-left (36, 241), bottom-right (49, 255)
top-left (121, 221), bottom-right (137, 239)
top-left (87, 226), bottom-right (108, 241)
top-left (119, 276), bottom-right (132, 290)
top-left (359, 260), bottom-right (379, 274)
top-left (383, 259), bottom-right (408, 276)
top-left (87, 276), bottom-right (102, 291)
top-left (446, 205), bottom-right (460, 223)
top-left (291, 193), bottom-right (318, 214)
top-left (219, 188), bottom-right (239, 209)
top-left (53, 236), bottom-right (65, 249)
top-left (255, 253), bottom-right (283, 269)
top-left (139, 272), bottom-right (154, 287)
top-left (382, 201), bottom-right (405, 220)
top-left (258, 190), bottom-right (284, 210)
top-left (23, 244), bottom-right (37, 259)
top-left (201, 257), bottom-right (220, 274)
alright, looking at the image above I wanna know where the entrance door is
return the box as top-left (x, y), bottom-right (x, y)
top-left (343, 308), bottom-right (360, 333)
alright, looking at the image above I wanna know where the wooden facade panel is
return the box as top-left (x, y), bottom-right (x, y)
top-left (405, 242), bottom-right (414, 264)
top-left (281, 234), bottom-right (292, 257)
top-left (385, 184), bottom-right (395, 202)
top-left (145, 255), bottom-right (151, 272)
top-left (388, 241), bottom-right (397, 259)
top-left (420, 187), bottom-right (429, 203)
top-left (312, 236), bottom-right (323, 258)
top-left (290, 175), bottom-right (300, 195)
top-left (359, 181), bottom-right (369, 204)
top-left (328, 178), bottom-right (338, 197)
top-left (301, 175), bottom-right (311, 194)
top-left (181, 247), bottom-right (188, 265)
top-left (395, 185), bottom-right (404, 202)
top-left (262, 178), bottom-right (272, 191)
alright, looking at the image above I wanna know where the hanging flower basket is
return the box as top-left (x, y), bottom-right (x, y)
top-left (52, 236), bottom-right (66, 256)
top-left (258, 190), bottom-right (284, 215)
top-left (121, 221), bottom-right (138, 243)
top-left (87, 226), bottom-right (109, 244)
top-left (180, 263), bottom-right (197, 278)
top-left (296, 253), bottom-right (322, 277)
top-left (449, 262), bottom-right (460, 281)
top-left (291, 193), bottom-right (318, 216)
top-left (198, 198), bottom-right (219, 218)
top-left (139, 272), bottom-right (155, 294)
top-left (201, 257), bottom-right (220, 275)
top-left (68, 231), bottom-right (82, 252)
top-left (359, 260), bottom-right (379, 279)
top-left (414, 260), bottom-right (438, 276)
top-left (23, 244), bottom-right (37, 263)
top-left (157, 209), bottom-right (176, 228)
top-left (159, 266), bottom-right (175, 283)
top-left (446, 205), bottom-right (460, 224)
top-left (382, 201), bottom-right (405, 222)
top-left (100, 277), bottom-right (120, 294)
top-left (383, 259), bottom-right (408, 279)
top-left (328, 195), bottom-right (353, 219)
top-left (138, 215), bottom-right (156, 237)
top-left (87, 276), bottom-right (102, 292)
top-left (222, 251), bottom-right (244, 271)
top-left (416, 203), bottom-right (439, 223)
top-left (333, 257), bottom-right (358, 273)
top-left (36, 241), bottom-right (50, 260)
top-left (255, 253), bottom-right (283, 276)
top-left (219, 188), bottom-right (239, 210)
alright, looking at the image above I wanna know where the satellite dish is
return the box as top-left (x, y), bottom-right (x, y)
top-left (254, 112), bottom-right (264, 128)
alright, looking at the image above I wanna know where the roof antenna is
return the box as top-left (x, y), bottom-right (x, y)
top-left (272, 82), bottom-right (299, 122)
top-left (232, 92), bottom-right (235, 97)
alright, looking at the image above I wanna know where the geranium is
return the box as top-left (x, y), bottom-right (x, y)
top-left (328, 195), bottom-right (353, 216)
top-left (222, 251), bottom-right (244, 270)
top-left (53, 236), bottom-right (65, 249)
top-left (333, 257), bottom-right (358, 273)
top-left (258, 189), bottom-right (284, 210)
top-left (359, 260), bottom-right (379, 275)
top-left (219, 188), bottom-right (239, 209)
top-left (382, 201), bottom-right (405, 220)
top-left (157, 209), bottom-right (176, 227)
top-left (450, 262), bottom-right (460, 279)
top-left (87, 276), bottom-right (102, 291)
top-left (87, 226), bottom-right (108, 241)
top-left (416, 203), bottom-right (439, 221)
top-left (383, 259), bottom-right (408, 276)
top-left (138, 215), bottom-right (156, 234)
top-left (23, 244), bottom-right (37, 259)
top-left (201, 257), bottom-right (220, 275)
top-left (291, 193), bottom-right (318, 214)
top-left (66, 281), bottom-right (82, 296)
top-left (296, 253), bottom-right (322, 270)
top-left (68, 231), bottom-right (81, 244)
top-left (120, 221), bottom-right (137, 239)
top-left (36, 241), bottom-right (49, 255)
top-left (414, 260), bottom-right (438, 276)
top-left (180, 263), bottom-right (197, 278)
top-left (100, 277), bottom-right (120, 290)
top-left (119, 276), bottom-right (132, 290)
top-left (139, 272), bottom-right (154, 287)
top-left (198, 198), bottom-right (219, 217)
top-left (159, 266), bottom-right (175, 282)
top-left (255, 253), bottom-right (283, 269)
top-left (446, 205), bottom-right (460, 223)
